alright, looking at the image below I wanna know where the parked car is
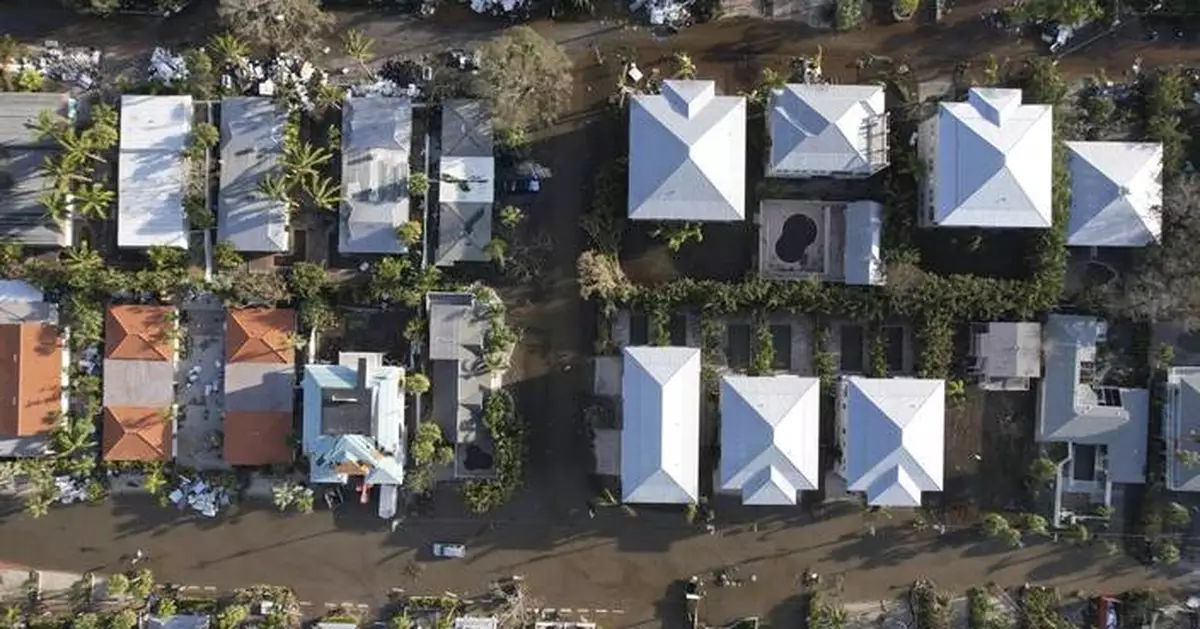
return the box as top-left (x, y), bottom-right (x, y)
top-left (432, 543), bottom-right (466, 558)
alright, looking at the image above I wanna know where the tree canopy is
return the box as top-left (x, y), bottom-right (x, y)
top-left (216, 0), bottom-right (332, 53)
top-left (478, 27), bottom-right (573, 134)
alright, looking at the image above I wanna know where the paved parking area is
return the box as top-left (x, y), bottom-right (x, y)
top-left (175, 294), bottom-right (229, 471)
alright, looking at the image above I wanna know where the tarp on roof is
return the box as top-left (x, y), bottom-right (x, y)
top-left (621, 346), bottom-right (700, 504)
top-left (118, 95), bottom-right (191, 249)
top-left (768, 84), bottom-right (886, 178)
top-left (340, 97), bottom-right (411, 255)
top-left (218, 97), bottom-right (289, 253)
top-left (1066, 141), bottom-right (1162, 247)
top-left (842, 377), bottom-right (944, 507)
top-left (719, 375), bottom-right (820, 505)
top-left (628, 80), bottom-right (746, 222)
top-left (931, 88), bottom-right (1053, 229)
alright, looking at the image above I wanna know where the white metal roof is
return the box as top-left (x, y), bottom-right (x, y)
top-left (719, 375), bottom-right (819, 505)
top-left (844, 201), bottom-right (884, 285)
top-left (768, 84), bottom-right (886, 177)
top-left (340, 97), bottom-right (411, 255)
top-left (628, 80), bottom-right (746, 222)
top-left (620, 346), bottom-right (700, 504)
top-left (1066, 141), bottom-right (1162, 247)
top-left (118, 95), bottom-right (192, 249)
top-left (439, 156), bottom-right (495, 204)
top-left (931, 88), bottom-right (1053, 228)
top-left (842, 377), bottom-right (944, 507)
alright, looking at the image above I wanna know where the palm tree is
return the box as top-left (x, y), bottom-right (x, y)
top-left (209, 32), bottom-right (249, 66)
top-left (672, 52), bottom-right (696, 79)
top-left (282, 143), bottom-right (333, 182)
top-left (30, 110), bottom-right (67, 143)
top-left (50, 415), bottom-right (95, 457)
top-left (74, 183), bottom-right (113, 220)
top-left (305, 175), bottom-right (342, 212)
top-left (24, 492), bottom-right (51, 518)
top-left (342, 29), bottom-right (375, 75)
top-left (62, 242), bottom-right (104, 275)
top-left (38, 188), bottom-right (71, 224)
top-left (258, 174), bottom-right (291, 203)
top-left (484, 237), bottom-right (508, 270)
top-left (41, 154), bottom-right (88, 186)
top-left (142, 465), bottom-right (167, 496)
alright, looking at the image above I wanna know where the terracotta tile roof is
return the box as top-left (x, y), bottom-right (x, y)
top-left (105, 305), bottom-right (175, 361)
top-left (102, 407), bottom-right (172, 461)
top-left (0, 323), bottom-right (62, 438)
top-left (226, 309), bottom-right (295, 364)
top-left (223, 411), bottom-right (294, 466)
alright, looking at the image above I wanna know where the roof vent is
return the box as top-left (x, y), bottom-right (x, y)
top-left (663, 80), bottom-right (716, 118)
top-left (968, 88), bottom-right (1022, 126)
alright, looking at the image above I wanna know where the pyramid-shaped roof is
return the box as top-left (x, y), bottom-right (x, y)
top-left (768, 84), bottom-right (886, 177)
top-left (102, 406), bottom-right (172, 461)
top-left (628, 80), bottom-right (746, 222)
top-left (842, 377), bottom-right (944, 506)
top-left (226, 308), bottom-right (295, 364)
top-left (105, 305), bottom-right (175, 361)
top-left (1066, 141), bottom-right (1162, 247)
top-left (719, 375), bottom-right (820, 505)
top-left (931, 88), bottom-right (1053, 228)
top-left (621, 346), bottom-right (700, 504)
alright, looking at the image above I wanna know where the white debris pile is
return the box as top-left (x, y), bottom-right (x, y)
top-left (630, 0), bottom-right (691, 25)
top-left (220, 52), bottom-right (331, 110)
top-left (350, 79), bottom-right (418, 98)
top-left (469, 0), bottom-right (529, 16)
top-left (148, 47), bottom-right (189, 86)
top-left (54, 476), bottom-right (90, 504)
top-left (77, 345), bottom-right (101, 375)
top-left (4, 40), bottom-right (101, 89)
top-left (168, 477), bottom-right (231, 518)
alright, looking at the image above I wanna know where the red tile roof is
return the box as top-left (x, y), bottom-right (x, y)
top-left (223, 411), bottom-right (294, 466)
top-left (102, 407), bottom-right (172, 461)
top-left (105, 305), bottom-right (175, 361)
top-left (226, 309), bottom-right (295, 364)
top-left (0, 324), bottom-right (63, 438)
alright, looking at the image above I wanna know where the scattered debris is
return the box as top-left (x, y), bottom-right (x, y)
top-left (146, 49), bottom-right (334, 110)
top-left (630, 0), bottom-right (692, 28)
top-left (148, 47), bottom-right (188, 86)
top-left (469, 0), bottom-right (531, 17)
top-left (167, 476), bottom-right (231, 518)
top-left (54, 476), bottom-right (90, 504)
top-left (3, 41), bottom-right (101, 89)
